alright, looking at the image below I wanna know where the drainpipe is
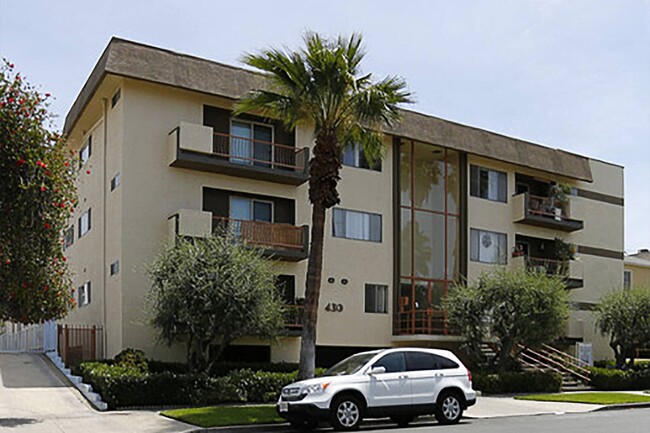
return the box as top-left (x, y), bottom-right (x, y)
top-left (102, 98), bottom-right (109, 358)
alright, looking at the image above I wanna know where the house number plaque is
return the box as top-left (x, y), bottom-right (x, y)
top-left (324, 303), bottom-right (344, 312)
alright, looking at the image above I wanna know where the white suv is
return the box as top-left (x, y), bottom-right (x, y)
top-left (277, 347), bottom-right (476, 431)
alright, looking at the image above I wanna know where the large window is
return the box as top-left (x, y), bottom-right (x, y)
top-left (470, 228), bottom-right (507, 264)
top-left (342, 143), bottom-right (381, 171)
top-left (365, 284), bottom-right (388, 314)
top-left (78, 209), bottom-right (91, 237)
top-left (332, 208), bottom-right (382, 242)
top-left (470, 165), bottom-right (507, 202)
top-left (230, 120), bottom-right (273, 166)
top-left (78, 281), bottom-right (91, 306)
top-left (398, 141), bottom-right (460, 336)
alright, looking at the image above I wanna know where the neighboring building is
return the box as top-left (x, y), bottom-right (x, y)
top-left (61, 38), bottom-right (625, 364)
top-left (624, 249), bottom-right (650, 290)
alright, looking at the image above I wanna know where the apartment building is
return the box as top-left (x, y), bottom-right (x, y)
top-left (624, 249), bottom-right (650, 290)
top-left (61, 38), bottom-right (624, 364)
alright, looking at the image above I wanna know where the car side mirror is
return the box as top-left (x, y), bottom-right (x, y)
top-left (368, 366), bottom-right (386, 375)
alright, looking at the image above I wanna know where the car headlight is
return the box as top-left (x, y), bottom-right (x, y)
top-left (302, 383), bottom-right (330, 395)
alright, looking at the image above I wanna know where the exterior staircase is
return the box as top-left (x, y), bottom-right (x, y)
top-left (517, 343), bottom-right (592, 391)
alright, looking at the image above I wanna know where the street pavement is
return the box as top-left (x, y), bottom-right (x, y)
top-left (1, 352), bottom-right (648, 432)
top-left (0, 353), bottom-right (193, 433)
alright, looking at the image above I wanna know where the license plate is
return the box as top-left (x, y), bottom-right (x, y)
top-left (279, 402), bottom-right (289, 412)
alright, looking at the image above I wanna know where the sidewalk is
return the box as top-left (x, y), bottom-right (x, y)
top-left (465, 395), bottom-right (601, 418)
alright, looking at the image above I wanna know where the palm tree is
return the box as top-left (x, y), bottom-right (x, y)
top-left (236, 32), bottom-right (412, 379)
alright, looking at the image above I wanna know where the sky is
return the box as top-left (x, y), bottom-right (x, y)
top-left (1, 0), bottom-right (648, 253)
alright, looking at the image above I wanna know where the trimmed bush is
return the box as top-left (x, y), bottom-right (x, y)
top-left (473, 371), bottom-right (562, 394)
top-left (590, 367), bottom-right (650, 391)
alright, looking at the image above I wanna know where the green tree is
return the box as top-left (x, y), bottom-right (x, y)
top-left (0, 61), bottom-right (76, 323)
top-left (147, 234), bottom-right (286, 374)
top-left (445, 269), bottom-right (570, 372)
top-left (236, 32), bottom-right (412, 379)
top-left (595, 287), bottom-right (650, 368)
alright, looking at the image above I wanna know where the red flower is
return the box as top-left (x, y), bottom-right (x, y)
top-left (62, 256), bottom-right (67, 262)
top-left (43, 285), bottom-right (49, 291)
top-left (9, 63), bottom-right (14, 68)
top-left (64, 162), bottom-right (69, 167)
top-left (59, 203), bottom-right (66, 208)
top-left (21, 282), bottom-right (28, 289)
top-left (8, 97), bottom-right (14, 103)
top-left (4, 259), bottom-right (10, 265)
top-left (15, 159), bottom-right (26, 166)
top-left (9, 292), bottom-right (14, 299)
top-left (86, 170), bottom-right (91, 175)
top-left (44, 223), bottom-right (51, 229)
top-left (40, 186), bottom-right (47, 192)
top-left (45, 92), bottom-right (51, 97)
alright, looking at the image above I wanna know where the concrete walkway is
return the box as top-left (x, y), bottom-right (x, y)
top-left (0, 353), bottom-right (193, 433)
top-left (465, 395), bottom-right (601, 418)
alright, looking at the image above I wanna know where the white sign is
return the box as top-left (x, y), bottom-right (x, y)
top-left (577, 342), bottom-right (593, 366)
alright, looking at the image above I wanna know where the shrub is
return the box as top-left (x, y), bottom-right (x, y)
top-left (473, 371), bottom-right (562, 394)
top-left (114, 348), bottom-right (148, 373)
top-left (590, 367), bottom-right (650, 391)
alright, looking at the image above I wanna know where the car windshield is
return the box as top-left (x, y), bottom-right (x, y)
top-left (323, 352), bottom-right (377, 376)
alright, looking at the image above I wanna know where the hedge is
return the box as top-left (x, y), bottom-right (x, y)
top-left (589, 367), bottom-right (650, 391)
top-left (473, 371), bottom-right (562, 394)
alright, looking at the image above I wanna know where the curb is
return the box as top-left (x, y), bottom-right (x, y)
top-left (593, 402), bottom-right (650, 411)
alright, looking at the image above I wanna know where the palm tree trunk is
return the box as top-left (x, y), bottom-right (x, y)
top-left (298, 131), bottom-right (340, 380)
top-left (298, 202), bottom-right (326, 379)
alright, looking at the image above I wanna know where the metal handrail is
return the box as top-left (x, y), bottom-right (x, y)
top-left (212, 132), bottom-right (307, 171)
top-left (541, 343), bottom-right (592, 374)
top-left (517, 344), bottom-right (591, 383)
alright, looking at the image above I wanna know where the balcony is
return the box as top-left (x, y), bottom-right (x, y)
top-left (284, 304), bottom-right (304, 334)
top-left (168, 122), bottom-right (309, 185)
top-left (167, 210), bottom-right (309, 261)
top-left (512, 192), bottom-right (583, 232)
top-left (511, 255), bottom-right (584, 289)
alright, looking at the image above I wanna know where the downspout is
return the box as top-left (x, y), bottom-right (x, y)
top-left (102, 98), bottom-right (109, 358)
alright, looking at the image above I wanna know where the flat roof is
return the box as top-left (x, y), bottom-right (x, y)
top-left (64, 37), bottom-right (593, 182)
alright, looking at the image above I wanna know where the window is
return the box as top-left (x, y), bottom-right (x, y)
top-left (79, 137), bottom-right (91, 167)
top-left (230, 120), bottom-right (273, 166)
top-left (110, 261), bottom-right (120, 276)
top-left (405, 352), bottom-right (437, 371)
top-left (364, 284), bottom-right (388, 313)
top-left (342, 143), bottom-right (381, 171)
top-left (624, 270), bottom-right (632, 290)
top-left (276, 275), bottom-right (296, 304)
top-left (111, 89), bottom-right (121, 108)
top-left (78, 281), bottom-right (91, 306)
top-left (470, 228), bottom-right (507, 264)
top-left (229, 196), bottom-right (273, 222)
top-left (470, 165), bottom-right (507, 202)
top-left (373, 352), bottom-right (406, 373)
top-left (332, 208), bottom-right (381, 242)
top-left (63, 226), bottom-right (74, 250)
top-left (79, 209), bottom-right (91, 237)
top-left (110, 173), bottom-right (120, 191)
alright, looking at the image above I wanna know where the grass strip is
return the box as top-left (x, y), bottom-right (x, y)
top-left (516, 392), bottom-right (650, 405)
top-left (161, 404), bottom-right (284, 427)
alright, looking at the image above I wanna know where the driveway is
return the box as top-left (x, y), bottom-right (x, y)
top-left (0, 352), bottom-right (192, 433)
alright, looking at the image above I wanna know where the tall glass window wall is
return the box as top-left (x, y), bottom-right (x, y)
top-left (396, 140), bottom-right (460, 335)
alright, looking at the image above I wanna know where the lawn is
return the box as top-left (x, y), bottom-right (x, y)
top-left (161, 405), bottom-right (284, 427)
top-left (516, 392), bottom-right (650, 405)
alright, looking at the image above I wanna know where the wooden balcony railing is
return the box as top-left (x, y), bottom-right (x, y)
top-left (213, 216), bottom-right (304, 251)
top-left (213, 132), bottom-right (307, 173)
top-left (393, 309), bottom-right (447, 336)
top-left (284, 304), bottom-right (304, 330)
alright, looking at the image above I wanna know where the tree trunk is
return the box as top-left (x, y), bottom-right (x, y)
top-left (298, 202), bottom-right (326, 380)
top-left (298, 130), bottom-right (340, 380)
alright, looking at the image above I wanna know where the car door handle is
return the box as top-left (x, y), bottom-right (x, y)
top-left (399, 375), bottom-right (408, 379)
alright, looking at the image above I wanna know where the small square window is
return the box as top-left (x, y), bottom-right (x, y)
top-left (365, 284), bottom-right (388, 314)
top-left (79, 137), bottom-right (92, 167)
top-left (110, 173), bottom-right (120, 191)
top-left (78, 281), bottom-right (91, 306)
top-left (111, 89), bottom-right (121, 108)
top-left (79, 209), bottom-right (91, 237)
top-left (63, 226), bottom-right (74, 250)
top-left (470, 228), bottom-right (507, 265)
top-left (110, 261), bottom-right (120, 276)
top-left (333, 208), bottom-right (382, 242)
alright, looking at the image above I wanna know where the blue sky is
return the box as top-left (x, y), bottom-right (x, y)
top-left (1, 0), bottom-right (648, 252)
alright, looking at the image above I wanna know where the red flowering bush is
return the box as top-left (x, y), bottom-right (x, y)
top-left (0, 60), bottom-right (76, 323)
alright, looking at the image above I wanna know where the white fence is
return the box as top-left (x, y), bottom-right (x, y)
top-left (0, 321), bottom-right (57, 353)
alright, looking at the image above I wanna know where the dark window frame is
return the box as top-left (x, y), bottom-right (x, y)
top-left (79, 137), bottom-right (92, 168)
top-left (342, 143), bottom-right (382, 172)
top-left (78, 208), bottom-right (92, 238)
top-left (470, 165), bottom-right (507, 203)
top-left (332, 208), bottom-right (382, 243)
top-left (364, 284), bottom-right (389, 314)
top-left (470, 228), bottom-right (507, 265)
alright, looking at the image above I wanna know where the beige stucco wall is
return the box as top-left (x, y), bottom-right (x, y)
top-left (625, 263), bottom-right (650, 288)
top-left (466, 156), bottom-right (624, 360)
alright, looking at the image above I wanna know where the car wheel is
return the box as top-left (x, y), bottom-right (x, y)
top-left (330, 395), bottom-right (363, 431)
top-left (390, 415), bottom-right (415, 427)
top-left (434, 391), bottom-right (463, 425)
top-left (289, 417), bottom-right (317, 431)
